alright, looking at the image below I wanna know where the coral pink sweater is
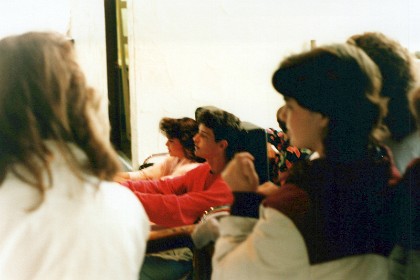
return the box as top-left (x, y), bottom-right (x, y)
top-left (122, 163), bottom-right (233, 227)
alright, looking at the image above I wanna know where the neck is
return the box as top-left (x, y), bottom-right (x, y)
top-left (206, 155), bottom-right (227, 175)
top-left (314, 144), bottom-right (325, 159)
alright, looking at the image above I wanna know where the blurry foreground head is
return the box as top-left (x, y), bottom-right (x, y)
top-left (409, 86), bottom-right (420, 130)
top-left (272, 43), bottom-right (387, 162)
top-left (348, 32), bottom-right (417, 141)
top-left (0, 32), bottom-right (120, 197)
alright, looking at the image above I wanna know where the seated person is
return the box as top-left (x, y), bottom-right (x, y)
top-left (212, 43), bottom-right (399, 279)
top-left (114, 117), bottom-right (203, 182)
top-left (0, 32), bottom-right (149, 280)
top-left (347, 32), bottom-right (419, 173)
top-left (120, 107), bottom-right (242, 280)
top-left (266, 105), bottom-right (312, 186)
top-left (389, 86), bottom-right (420, 279)
top-left (121, 107), bottom-right (241, 227)
top-left (192, 106), bottom-right (312, 249)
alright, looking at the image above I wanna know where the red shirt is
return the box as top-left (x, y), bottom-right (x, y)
top-left (122, 163), bottom-right (233, 227)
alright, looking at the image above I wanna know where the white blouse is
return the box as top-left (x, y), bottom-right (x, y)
top-left (0, 143), bottom-right (150, 280)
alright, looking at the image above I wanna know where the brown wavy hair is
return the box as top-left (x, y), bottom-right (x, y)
top-left (0, 32), bottom-right (121, 203)
top-left (159, 117), bottom-right (204, 162)
top-left (348, 32), bottom-right (418, 141)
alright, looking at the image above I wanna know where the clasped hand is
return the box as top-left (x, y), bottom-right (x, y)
top-left (221, 152), bottom-right (260, 192)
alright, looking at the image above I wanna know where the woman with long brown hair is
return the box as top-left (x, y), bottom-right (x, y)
top-left (0, 32), bottom-right (149, 280)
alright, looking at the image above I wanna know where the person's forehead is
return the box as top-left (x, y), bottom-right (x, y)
top-left (198, 124), bottom-right (214, 136)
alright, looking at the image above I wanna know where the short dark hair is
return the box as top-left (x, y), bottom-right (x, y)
top-left (195, 107), bottom-right (241, 161)
top-left (159, 117), bottom-right (203, 162)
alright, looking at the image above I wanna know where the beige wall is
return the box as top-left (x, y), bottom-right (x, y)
top-left (0, 0), bottom-right (110, 139)
top-left (126, 0), bottom-right (420, 168)
top-left (69, 0), bottom-right (110, 138)
top-left (2, 1), bottom-right (419, 168)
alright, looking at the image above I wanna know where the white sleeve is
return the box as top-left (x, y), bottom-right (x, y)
top-left (98, 182), bottom-right (151, 280)
top-left (128, 162), bottom-right (165, 180)
top-left (212, 206), bottom-right (310, 280)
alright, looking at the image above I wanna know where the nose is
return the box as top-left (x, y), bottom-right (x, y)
top-left (193, 133), bottom-right (199, 144)
top-left (165, 140), bottom-right (169, 147)
top-left (279, 106), bottom-right (287, 123)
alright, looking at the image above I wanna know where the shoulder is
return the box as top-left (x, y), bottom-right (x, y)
top-left (163, 156), bottom-right (179, 164)
top-left (263, 184), bottom-right (310, 223)
top-left (185, 162), bottom-right (209, 174)
top-left (175, 159), bottom-right (201, 173)
top-left (98, 181), bottom-right (148, 217)
top-left (403, 157), bottom-right (420, 186)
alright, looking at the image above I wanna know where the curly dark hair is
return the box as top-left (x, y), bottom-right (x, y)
top-left (159, 117), bottom-right (204, 162)
top-left (195, 107), bottom-right (242, 161)
top-left (348, 32), bottom-right (418, 141)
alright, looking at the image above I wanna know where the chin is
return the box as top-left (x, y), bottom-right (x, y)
top-left (195, 151), bottom-right (203, 158)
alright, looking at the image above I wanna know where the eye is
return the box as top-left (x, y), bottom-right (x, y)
top-left (199, 132), bottom-right (207, 139)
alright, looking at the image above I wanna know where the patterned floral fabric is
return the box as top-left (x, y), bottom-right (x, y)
top-left (266, 128), bottom-right (311, 185)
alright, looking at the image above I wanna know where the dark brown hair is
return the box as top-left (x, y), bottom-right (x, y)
top-left (195, 107), bottom-right (241, 161)
top-left (159, 117), bottom-right (204, 162)
top-left (348, 32), bottom-right (418, 141)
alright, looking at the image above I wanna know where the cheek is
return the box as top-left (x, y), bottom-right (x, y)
top-left (285, 114), bottom-right (296, 134)
top-left (285, 116), bottom-right (304, 144)
top-left (175, 144), bottom-right (184, 152)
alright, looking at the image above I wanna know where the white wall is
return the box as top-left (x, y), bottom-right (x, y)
top-left (2, 1), bottom-right (418, 168)
top-left (0, 0), bottom-right (110, 138)
top-left (0, 1), bottom-right (70, 38)
top-left (68, 0), bottom-right (110, 137)
top-left (127, 0), bottom-right (420, 167)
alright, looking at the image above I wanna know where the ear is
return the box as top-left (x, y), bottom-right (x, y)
top-left (319, 115), bottom-right (329, 129)
top-left (218, 139), bottom-right (228, 151)
top-left (318, 115), bottom-right (330, 140)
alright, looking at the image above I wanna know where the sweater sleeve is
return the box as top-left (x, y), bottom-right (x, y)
top-left (212, 184), bottom-right (311, 279)
top-left (212, 206), bottom-right (310, 280)
top-left (122, 166), bottom-right (234, 227)
top-left (122, 174), bottom-right (186, 195)
top-left (128, 156), bottom-right (177, 180)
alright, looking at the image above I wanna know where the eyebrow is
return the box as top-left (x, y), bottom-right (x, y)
top-left (199, 129), bottom-right (210, 136)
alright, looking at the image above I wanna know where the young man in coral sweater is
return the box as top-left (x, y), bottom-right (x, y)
top-left (121, 107), bottom-right (241, 227)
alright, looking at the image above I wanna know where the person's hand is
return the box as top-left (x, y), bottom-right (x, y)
top-left (257, 181), bottom-right (279, 196)
top-left (222, 152), bottom-right (259, 192)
